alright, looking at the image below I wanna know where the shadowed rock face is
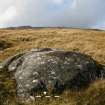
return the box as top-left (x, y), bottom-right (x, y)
top-left (0, 48), bottom-right (104, 100)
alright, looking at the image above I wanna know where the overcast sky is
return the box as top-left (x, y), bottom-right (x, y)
top-left (0, 0), bottom-right (105, 29)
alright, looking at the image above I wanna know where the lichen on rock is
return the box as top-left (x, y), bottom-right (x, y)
top-left (1, 48), bottom-right (105, 101)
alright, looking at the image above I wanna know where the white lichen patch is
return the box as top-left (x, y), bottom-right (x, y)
top-left (51, 71), bottom-right (56, 75)
top-left (53, 76), bottom-right (57, 79)
top-left (32, 79), bottom-right (38, 83)
top-left (48, 59), bottom-right (58, 64)
top-left (65, 57), bottom-right (74, 62)
top-left (0, 65), bottom-right (3, 69)
top-left (48, 59), bottom-right (55, 62)
top-left (37, 57), bottom-right (42, 60)
top-left (85, 61), bottom-right (89, 64)
top-left (19, 76), bottom-right (23, 80)
top-left (18, 84), bottom-right (23, 88)
top-left (31, 49), bottom-right (38, 52)
top-left (25, 84), bottom-right (30, 87)
top-left (30, 96), bottom-right (35, 101)
top-left (48, 80), bottom-right (52, 84)
top-left (64, 61), bottom-right (69, 65)
top-left (18, 89), bottom-right (24, 93)
top-left (11, 67), bottom-right (16, 70)
top-left (40, 61), bottom-right (45, 64)
top-left (18, 70), bottom-right (23, 74)
top-left (76, 65), bottom-right (83, 69)
top-left (33, 72), bottom-right (39, 76)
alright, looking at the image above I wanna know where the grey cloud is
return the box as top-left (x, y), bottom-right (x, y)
top-left (0, 0), bottom-right (105, 28)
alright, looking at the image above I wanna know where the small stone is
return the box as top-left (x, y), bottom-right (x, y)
top-left (45, 96), bottom-right (51, 98)
top-left (54, 96), bottom-right (60, 98)
top-left (35, 96), bottom-right (41, 98)
top-left (43, 91), bottom-right (47, 95)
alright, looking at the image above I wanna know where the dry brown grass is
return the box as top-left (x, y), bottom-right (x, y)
top-left (0, 28), bottom-right (105, 64)
top-left (0, 28), bottom-right (105, 105)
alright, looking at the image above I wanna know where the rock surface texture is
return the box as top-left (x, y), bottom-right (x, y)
top-left (0, 48), bottom-right (104, 100)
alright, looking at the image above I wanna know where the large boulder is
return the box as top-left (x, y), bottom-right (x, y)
top-left (0, 48), bottom-right (104, 100)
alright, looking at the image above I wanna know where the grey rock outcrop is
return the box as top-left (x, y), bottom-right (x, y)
top-left (0, 48), bottom-right (104, 100)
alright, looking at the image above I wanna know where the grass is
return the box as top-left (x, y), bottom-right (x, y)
top-left (0, 28), bottom-right (105, 105)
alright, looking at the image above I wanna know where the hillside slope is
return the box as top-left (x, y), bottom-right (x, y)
top-left (0, 28), bottom-right (105, 105)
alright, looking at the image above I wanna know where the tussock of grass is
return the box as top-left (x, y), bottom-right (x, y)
top-left (0, 28), bottom-right (105, 105)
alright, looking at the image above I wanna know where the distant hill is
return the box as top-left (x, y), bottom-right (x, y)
top-left (1, 26), bottom-right (104, 31)
top-left (5, 26), bottom-right (33, 30)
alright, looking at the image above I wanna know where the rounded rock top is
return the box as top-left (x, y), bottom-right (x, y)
top-left (1, 48), bottom-right (104, 101)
